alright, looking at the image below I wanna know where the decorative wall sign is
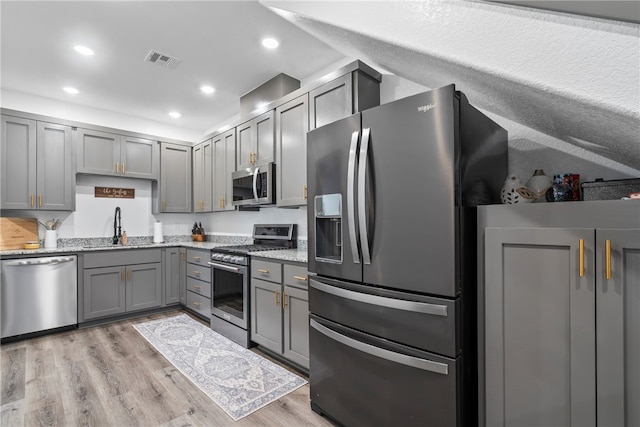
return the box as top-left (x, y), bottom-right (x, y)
top-left (95, 187), bottom-right (135, 199)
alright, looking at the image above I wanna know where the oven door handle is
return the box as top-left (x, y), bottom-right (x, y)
top-left (207, 261), bottom-right (242, 273)
top-left (310, 319), bottom-right (449, 375)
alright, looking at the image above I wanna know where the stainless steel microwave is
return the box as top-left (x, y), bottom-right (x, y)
top-left (231, 162), bottom-right (276, 206)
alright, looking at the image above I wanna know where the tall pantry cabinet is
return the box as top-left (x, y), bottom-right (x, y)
top-left (478, 201), bottom-right (640, 427)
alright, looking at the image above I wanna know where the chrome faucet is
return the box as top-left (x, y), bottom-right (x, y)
top-left (113, 207), bottom-right (122, 244)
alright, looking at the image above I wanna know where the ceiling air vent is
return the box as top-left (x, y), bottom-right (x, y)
top-left (144, 50), bottom-right (182, 70)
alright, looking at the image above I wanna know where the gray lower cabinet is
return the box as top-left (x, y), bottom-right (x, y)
top-left (1, 116), bottom-right (74, 210)
top-left (163, 247), bottom-right (182, 306)
top-left (82, 249), bottom-right (162, 321)
top-left (596, 229), bottom-right (640, 427)
top-left (184, 249), bottom-right (211, 319)
top-left (179, 248), bottom-right (187, 305)
top-left (157, 142), bottom-right (192, 213)
top-left (251, 259), bottom-right (309, 369)
top-left (479, 202), bottom-right (640, 427)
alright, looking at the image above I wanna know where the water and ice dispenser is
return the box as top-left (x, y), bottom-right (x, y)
top-left (314, 194), bottom-right (342, 263)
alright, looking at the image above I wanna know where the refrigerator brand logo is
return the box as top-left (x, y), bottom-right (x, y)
top-left (417, 103), bottom-right (437, 113)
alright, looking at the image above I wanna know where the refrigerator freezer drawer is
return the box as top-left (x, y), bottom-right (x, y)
top-left (309, 315), bottom-right (460, 426)
top-left (309, 276), bottom-right (460, 357)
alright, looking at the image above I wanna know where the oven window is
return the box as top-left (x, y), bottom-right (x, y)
top-left (212, 268), bottom-right (244, 319)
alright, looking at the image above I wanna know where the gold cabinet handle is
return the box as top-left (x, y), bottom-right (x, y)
top-left (605, 239), bottom-right (612, 280)
top-left (162, 200), bottom-right (166, 211)
top-left (39, 194), bottom-right (42, 207)
top-left (127, 268), bottom-right (131, 281)
top-left (303, 185), bottom-right (307, 200)
top-left (31, 194), bottom-right (35, 207)
top-left (275, 290), bottom-right (280, 306)
top-left (116, 163), bottom-right (120, 174)
top-left (193, 270), bottom-right (201, 275)
top-left (122, 163), bottom-right (125, 174)
top-left (193, 285), bottom-right (201, 290)
top-left (283, 292), bottom-right (288, 309)
top-left (193, 301), bottom-right (201, 307)
top-left (258, 269), bottom-right (269, 274)
top-left (121, 269), bottom-right (125, 281)
top-left (293, 275), bottom-right (307, 282)
top-left (193, 256), bottom-right (201, 261)
top-left (579, 239), bottom-right (585, 277)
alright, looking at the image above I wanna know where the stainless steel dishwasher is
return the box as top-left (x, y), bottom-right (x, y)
top-left (1, 255), bottom-right (77, 339)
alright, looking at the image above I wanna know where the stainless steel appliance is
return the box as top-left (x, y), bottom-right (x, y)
top-left (1, 255), bottom-right (78, 339)
top-left (208, 224), bottom-right (296, 347)
top-left (307, 85), bottom-right (508, 426)
top-left (231, 161), bottom-right (275, 206)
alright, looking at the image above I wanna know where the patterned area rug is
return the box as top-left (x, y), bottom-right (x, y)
top-left (133, 313), bottom-right (307, 421)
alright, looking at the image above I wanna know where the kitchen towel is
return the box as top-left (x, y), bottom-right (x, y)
top-left (153, 222), bottom-right (163, 243)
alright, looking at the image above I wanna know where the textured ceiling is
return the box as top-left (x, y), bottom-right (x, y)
top-left (263, 0), bottom-right (640, 172)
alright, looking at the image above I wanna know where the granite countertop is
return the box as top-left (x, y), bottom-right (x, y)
top-left (0, 240), bottom-right (230, 257)
top-left (0, 239), bottom-right (308, 264)
top-left (250, 249), bottom-right (308, 263)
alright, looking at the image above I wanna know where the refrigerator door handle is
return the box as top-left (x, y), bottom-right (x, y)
top-left (347, 130), bottom-right (360, 264)
top-left (310, 279), bottom-right (448, 316)
top-left (310, 319), bottom-right (449, 375)
top-left (252, 166), bottom-right (260, 200)
top-left (358, 127), bottom-right (372, 265)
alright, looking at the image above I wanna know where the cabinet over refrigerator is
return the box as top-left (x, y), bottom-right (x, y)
top-left (306, 84), bottom-right (508, 426)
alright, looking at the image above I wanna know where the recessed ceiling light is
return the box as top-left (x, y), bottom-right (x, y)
top-left (63, 86), bottom-right (79, 95)
top-left (74, 45), bottom-right (94, 56)
top-left (200, 85), bottom-right (215, 94)
top-left (169, 111), bottom-right (181, 119)
top-left (262, 38), bottom-right (279, 49)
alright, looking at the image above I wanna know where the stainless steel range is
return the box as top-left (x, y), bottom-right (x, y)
top-left (208, 224), bottom-right (296, 347)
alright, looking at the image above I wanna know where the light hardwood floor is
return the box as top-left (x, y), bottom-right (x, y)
top-left (0, 310), bottom-right (334, 427)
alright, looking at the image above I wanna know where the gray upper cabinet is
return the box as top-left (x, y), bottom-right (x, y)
top-left (75, 128), bottom-right (120, 176)
top-left (309, 70), bottom-right (381, 131)
top-left (213, 128), bottom-right (236, 211)
top-left (158, 142), bottom-right (192, 213)
top-left (76, 128), bottom-right (158, 179)
top-left (596, 229), bottom-right (640, 427)
top-left (193, 139), bottom-right (213, 212)
top-left (275, 94), bottom-right (309, 207)
top-left (236, 110), bottom-right (275, 170)
top-left (120, 136), bottom-right (158, 179)
top-left (1, 116), bottom-right (74, 210)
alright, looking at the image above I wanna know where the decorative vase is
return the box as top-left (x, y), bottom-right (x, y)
top-left (525, 169), bottom-right (552, 200)
top-left (500, 174), bottom-right (533, 204)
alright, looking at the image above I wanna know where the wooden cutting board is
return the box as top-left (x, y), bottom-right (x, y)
top-left (0, 217), bottom-right (39, 250)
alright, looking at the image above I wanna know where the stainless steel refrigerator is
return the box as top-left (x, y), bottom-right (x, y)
top-left (306, 84), bottom-right (507, 426)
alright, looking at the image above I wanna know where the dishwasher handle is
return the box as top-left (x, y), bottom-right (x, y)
top-left (2, 256), bottom-right (76, 266)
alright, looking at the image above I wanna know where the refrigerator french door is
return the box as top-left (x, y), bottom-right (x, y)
top-left (306, 85), bottom-right (508, 426)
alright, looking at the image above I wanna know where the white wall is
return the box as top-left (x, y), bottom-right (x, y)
top-left (1, 89), bottom-right (201, 143)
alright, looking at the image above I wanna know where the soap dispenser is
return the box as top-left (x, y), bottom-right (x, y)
top-left (121, 231), bottom-right (128, 245)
